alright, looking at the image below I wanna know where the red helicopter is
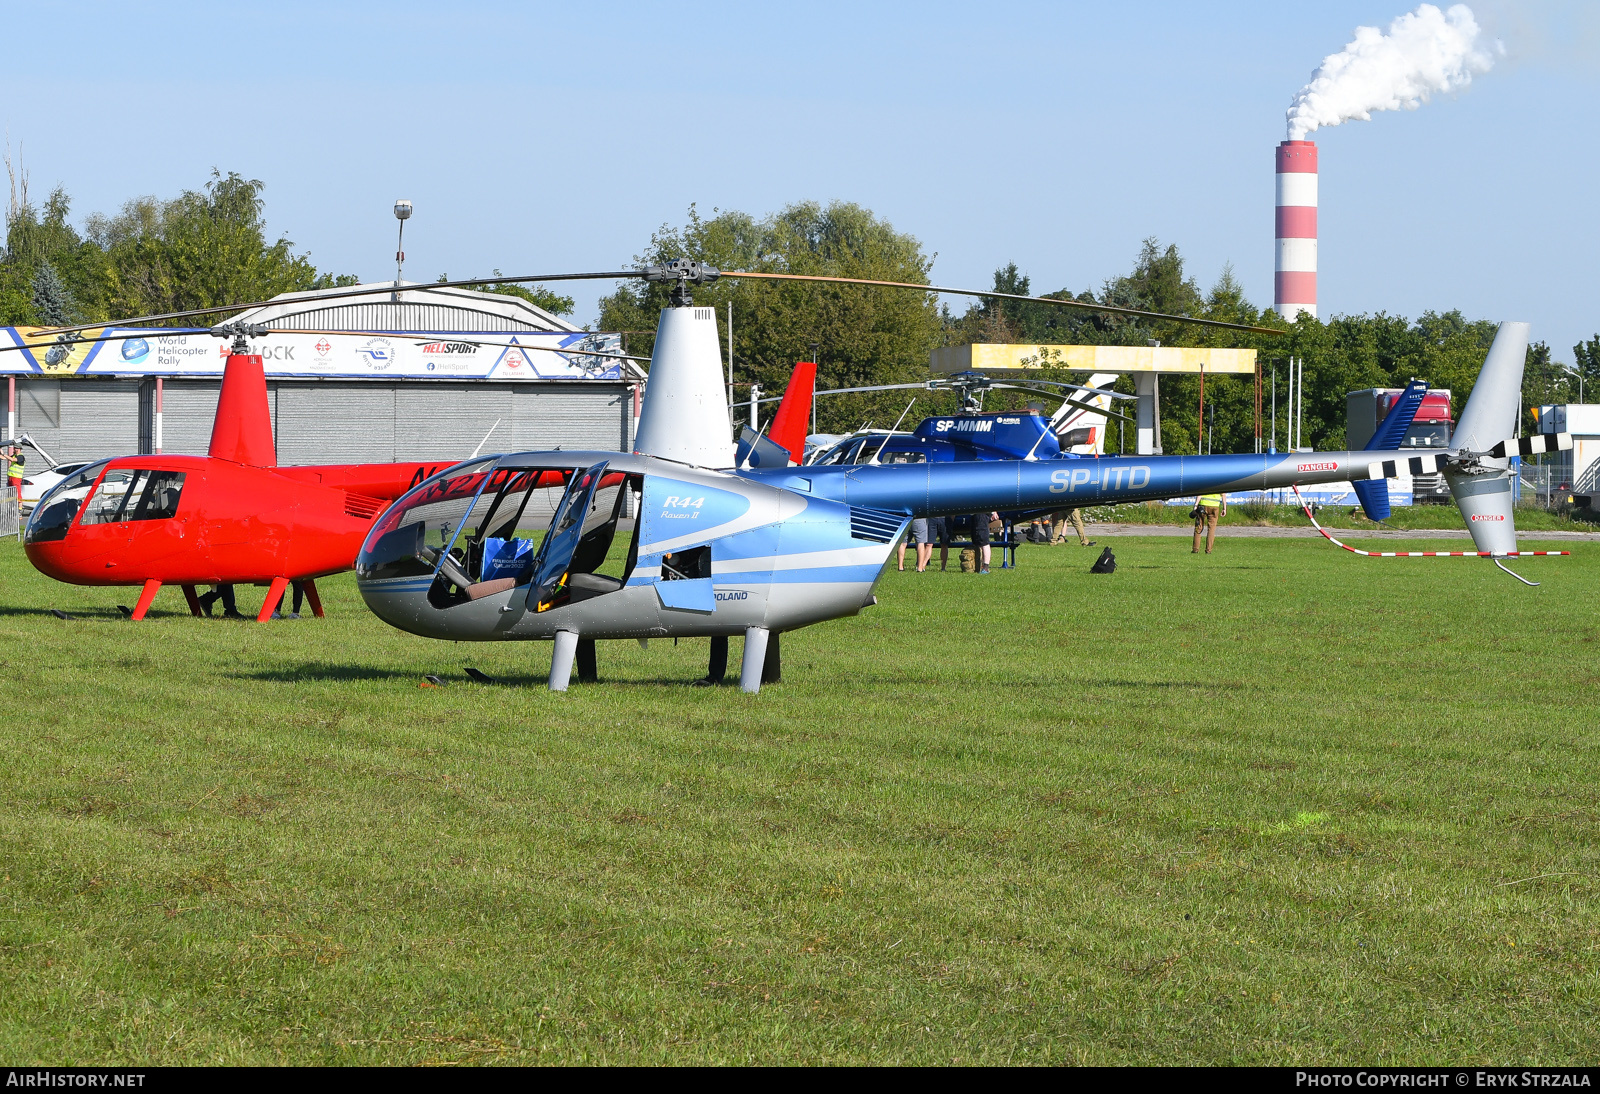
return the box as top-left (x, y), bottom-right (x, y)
top-left (22, 324), bottom-right (454, 621)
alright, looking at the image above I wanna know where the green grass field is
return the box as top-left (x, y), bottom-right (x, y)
top-left (0, 534), bottom-right (1596, 1065)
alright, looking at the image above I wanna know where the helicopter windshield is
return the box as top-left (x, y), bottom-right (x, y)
top-left (356, 458), bottom-right (511, 581)
top-left (23, 460), bottom-right (110, 544)
top-left (78, 468), bottom-right (187, 526)
top-left (356, 458), bottom-right (643, 611)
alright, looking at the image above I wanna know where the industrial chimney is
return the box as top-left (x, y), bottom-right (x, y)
top-left (1274, 140), bottom-right (1317, 321)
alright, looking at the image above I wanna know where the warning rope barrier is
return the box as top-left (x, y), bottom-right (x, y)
top-left (1289, 486), bottom-right (1570, 559)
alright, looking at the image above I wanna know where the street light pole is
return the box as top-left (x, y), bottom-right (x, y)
top-left (392, 200), bottom-right (413, 302)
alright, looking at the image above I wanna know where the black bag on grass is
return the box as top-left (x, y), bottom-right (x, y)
top-left (1090, 547), bottom-right (1116, 574)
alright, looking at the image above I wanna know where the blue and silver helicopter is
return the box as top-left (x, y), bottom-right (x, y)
top-left (352, 263), bottom-right (1569, 693)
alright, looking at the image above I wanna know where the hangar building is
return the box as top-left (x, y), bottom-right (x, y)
top-left (2, 281), bottom-right (640, 467)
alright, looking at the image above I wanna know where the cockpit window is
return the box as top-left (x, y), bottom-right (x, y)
top-left (879, 449), bottom-right (926, 464)
top-left (78, 469), bottom-right (186, 525)
top-left (23, 460), bottom-right (109, 544)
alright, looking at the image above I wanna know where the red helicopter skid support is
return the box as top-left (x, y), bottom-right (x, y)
top-left (257, 577), bottom-right (290, 623)
top-left (130, 579), bottom-right (162, 621)
top-left (1290, 486), bottom-right (1570, 558)
top-left (181, 584), bottom-right (204, 618)
top-left (302, 579), bottom-right (325, 619)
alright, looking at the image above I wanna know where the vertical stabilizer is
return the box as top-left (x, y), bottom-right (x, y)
top-left (767, 360), bottom-right (817, 465)
top-left (1445, 322), bottom-right (1529, 555)
top-left (633, 306), bottom-right (735, 468)
top-left (208, 352), bottom-right (277, 467)
top-left (1353, 379), bottom-right (1430, 520)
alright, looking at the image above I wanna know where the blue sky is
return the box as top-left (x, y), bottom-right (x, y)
top-left (3, 1), bottom-right (1596, 358)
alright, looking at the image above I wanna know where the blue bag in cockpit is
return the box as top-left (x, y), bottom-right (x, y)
top-left (480, 537), bottom-right (535, 581)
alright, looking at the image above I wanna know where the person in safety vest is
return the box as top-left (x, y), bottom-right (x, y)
top-left (1192, 492), bottom-right (1225, 555)
top-left (6, 447), bottom-right (23, 498)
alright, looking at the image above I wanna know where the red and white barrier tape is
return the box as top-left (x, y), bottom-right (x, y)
top-left (1289, 486), bottom-right (1570, 558)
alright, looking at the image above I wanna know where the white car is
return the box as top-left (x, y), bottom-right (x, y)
top-left (19, 462), bottom-right (96, 512)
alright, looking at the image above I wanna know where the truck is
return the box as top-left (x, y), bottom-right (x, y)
top-left (1346, 386), bottom-right (1453, 504)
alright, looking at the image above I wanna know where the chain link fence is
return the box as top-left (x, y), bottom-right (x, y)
top-left (1519, 457), bottom-right (1578, 510)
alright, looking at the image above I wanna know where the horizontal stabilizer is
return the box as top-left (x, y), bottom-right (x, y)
top-left (1352, 478), bottom-right (1391, 521)
top-left (1365, 452), bottom-right (1446, 480)
top-left (736, 425), bottom-right (793, 469)
top-left (1488, 432), bottom-right (1572, 459)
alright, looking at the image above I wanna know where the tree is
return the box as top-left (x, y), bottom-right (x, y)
top-left (1522, 341), bottom-right (1571, 433)
top-left (3, 186), bottom-right (105, 325)
top-left (1573, 335), bottom-right (1600, 398)
top-left (29, 262), bottom-right (75, 324)
top-left (598, 201), bottom-right (943, 433)
top-left (1, 169), bottom-right (357, 327)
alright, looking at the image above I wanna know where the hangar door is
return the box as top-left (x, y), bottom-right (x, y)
top-left (139, 379), bottom-right (250, 456)
top-left (15, 379), bottom-right (141, 463)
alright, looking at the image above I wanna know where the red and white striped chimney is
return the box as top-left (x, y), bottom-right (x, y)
top-left (1274, 140), bottom-right (1317, 321)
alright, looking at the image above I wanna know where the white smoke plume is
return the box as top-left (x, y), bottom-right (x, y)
top-left (1286, 4), bottom-right (1501, 141)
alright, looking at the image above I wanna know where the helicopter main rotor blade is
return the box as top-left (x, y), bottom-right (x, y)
top-left (991, 386), bottom-right (1134, 424)
top-left (749, 381), bottom-right (926, 405)
top-left (0, 325), bottom-right (651, 364)
top-left (981, 376), bottom-right (1137, 400)
top-left (755, 380), bottom-right (1132, 424)
top-left (719, 270), bottom-right (1285, 336)
top-left (23, 259), bottom-right (1282, 346)
top-left (26, 271), bottom-right (641, 339)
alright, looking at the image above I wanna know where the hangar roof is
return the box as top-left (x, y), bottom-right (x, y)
top-left (221, 280), bottom-right (581, 334)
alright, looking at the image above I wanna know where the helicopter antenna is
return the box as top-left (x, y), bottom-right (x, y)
top-left (867, 399), bottom-right (918, 464)
top-left (470, 419), bottom-right (502, 459)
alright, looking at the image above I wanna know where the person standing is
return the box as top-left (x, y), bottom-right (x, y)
top-left (972, 511), bottom-right (994, 574)
top-left (898, 518), bottom-right (931, 572)
top-left (1192, 493), bottom-right (1225, 555)
top-left (272, 580), bottom-right (308, 620)
top-left (6, 446), bottom-right (24, 500)
top-left (931, 516), bottom-right (950, 571)
top-left (1050, 508), bottom-right (1094, 548)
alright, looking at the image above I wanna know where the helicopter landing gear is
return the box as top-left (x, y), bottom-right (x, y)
top-left (257, 576), bottom-right (289, 623)
top-left (129, 579), bottom-right (162, 621)
top-left (703, 635), bottom-right (728, 685)
top-left (302, 578), bottom-right (325, 619)
top-left (740, 628), bottom-right (781, 693)
top-left (762, 632), bottom-right (782, 685)
top-left (549, 630), bottom-right (579, 691)
top-left (740, 628), bottom-right (767, 693)
top-left (181, 584), bottom-right (203, 618)
top-left (577, 638), bottom-right (598, 683)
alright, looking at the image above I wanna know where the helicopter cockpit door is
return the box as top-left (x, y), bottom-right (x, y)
top-left (526, 461), bottom-right (608, 613)
top-left (638, 475), bottom-right (718, 614)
